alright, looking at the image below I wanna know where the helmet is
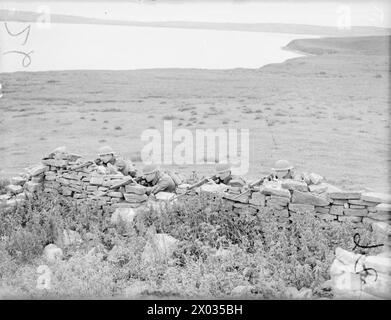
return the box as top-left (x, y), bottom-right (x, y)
top-left (142, 164), bottom-right (159, 175)
top-left (215, 163), bottom-right (231, 174)
top-left (98, 146), bottom-right (115, 156)
top-left (272, 160), bottom-right (293, 171)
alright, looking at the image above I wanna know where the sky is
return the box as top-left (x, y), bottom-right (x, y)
top-left (1, 0), bottom-right (390, 27)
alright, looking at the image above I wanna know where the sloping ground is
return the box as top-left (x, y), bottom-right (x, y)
top-left (0, 36), bottom-right (390, 192)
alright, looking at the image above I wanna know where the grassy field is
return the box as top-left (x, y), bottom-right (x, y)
top-left (0, 35), bottom-right (390, 192)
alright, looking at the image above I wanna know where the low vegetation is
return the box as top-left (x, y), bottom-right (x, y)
top-left (0, 192), bottom-right (379, 299)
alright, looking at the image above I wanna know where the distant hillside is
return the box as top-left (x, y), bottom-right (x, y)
top-left (1, 9), bottom-right (390, 37)
top-left (285, 36), bottom-right (391, 56)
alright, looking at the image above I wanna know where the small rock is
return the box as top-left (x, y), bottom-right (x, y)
top-left (10, 176), bottom-right (26, 186)
top-left (29, 164), bottom-right (49, 176)
top-left (111, 207), bottom-right (137, 225)
top-left (368, 212), bottom-right (391, 221)
top-left (309, 173), bottom-right (323, 185)
top-left (124, 184), bottom-right (147, 194)
top-left (231, 285), bottom-right (254, 296)
top-left (343, 208), bottom-right (368, 217)
top-left (142, 233), bottom-right (179, 262)
top-left (5, 184), bottom-right (23, 194)
top-left (43, 244), bottom-right (63, 263)
top-left (288, 203), bottom-right (315, 213)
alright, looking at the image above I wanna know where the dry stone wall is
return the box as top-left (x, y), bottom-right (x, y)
top-left (1, 147), bottom-right (391, 299)
top-left (1, 147), bottom-right (391, 234)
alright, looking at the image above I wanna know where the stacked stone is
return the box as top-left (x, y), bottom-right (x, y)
top-left (1, 163), bottom-right (49, 209)
top-left (122, 184), bottom-right (148, 208)
top-left (318, 191), bottom-right (391, 227)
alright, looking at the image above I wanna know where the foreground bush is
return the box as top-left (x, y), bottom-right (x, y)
top-left (0, 192), bottom-right (380, 299)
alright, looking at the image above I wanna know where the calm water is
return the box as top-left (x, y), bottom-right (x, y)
top-left (0, 22), bottom-right (317, 73)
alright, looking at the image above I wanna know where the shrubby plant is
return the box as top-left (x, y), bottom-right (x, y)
top-left (0, 192), bottom-right (379, 299)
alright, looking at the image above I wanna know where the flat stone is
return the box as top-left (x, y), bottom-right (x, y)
top-left (368, 212), bottom-right (391, 221)
top-left (338, 216), bottom-right (362, 223)
top-left (281, 179), bottom-right (308, 192)
top-left (29, 164), bottom-right (49, 176)
top-left (10, 176), bottom-right (26, 186)
top-left (317, 213), bottom-right (336, 221)
top-left (124, 184), bottom-right (147, 194)
top-left (361, 192), bottom-right (391, 204)
top-left (328, 191), bottom-right (361, 200)
top-left (86, 185), bottom-right (98, 192)
top-left (108, 191), bottom-right (123, 198)
top-left (343, 208), bottom-right (368, 217)
top-left (348, 199), bottom-right (379, 206)
top-left (200, 183), bottom-right (228, 194)
top-left (291, 190), bottom-right (330, 206)
top-left (315, 206), bottom-right (330, 214)
top-left (123, 193), bottom-right (148, 203)
top-left (309, 184), bottom-right (328, 194)
top-left (331, 199), bottom-right (349, 205)
top-left (6, 184), bottom-right (23, 194)
top-left (249, 192), bottom-right (265, 206)
top-left (90, 175), bottom-right (104, 186)
top-left (349, 204), bottom-right (366, 209)
top-left (268, 203), bottom-right (287, 211)
top-left (288, 203), bottom-right (315, 213)
top-left (261, 186), bottom-right (291, 199)
top-left (270, 195), bottom-right (290, 205)
top-left (31, 175), bottom-right (44, 183)
top-left (223, 192), bottom-right (249, 204)
top-left (375, 203), bottom-right (391, 212)
top-left (330, 205), bottom-right (344, 216)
